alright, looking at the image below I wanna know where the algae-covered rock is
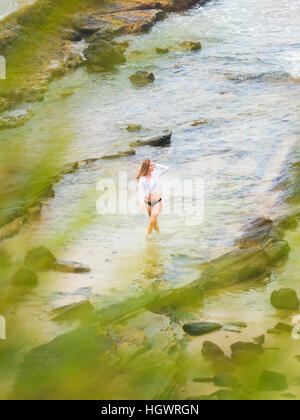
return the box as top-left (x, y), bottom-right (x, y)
top-left (24, 246), bottom-right (56, 271)
top-left (51, 301), bottom-right (94, 322)
top-left (10, 267), bottom-right (38, 288)
top-left (230, 341), bottom-right (263, 354)
top-left (236, 217), bottom-right (273, 248)
top-left (84, 39), bottom-right (126, 71)
top-left (274, 322), bottom-right (293, 333)
top-left (126, 124), bottom-right (142, 132)
top-left (263, 239), bottom-right (290, 264)
top-left (183, 322), bottom-right (223, 336)
top-left (271, 288), bottom-right (299, 310)
top-left (129, 70), bottom-right (155, 86)
top-left (71, 13), bottom-right (103, 36)
top-left (156, 47), bottom-right (169, 54)
top-left (258, 371), bottom-right (288, 391)
top-left (180, 41), bottom-right (202, 51)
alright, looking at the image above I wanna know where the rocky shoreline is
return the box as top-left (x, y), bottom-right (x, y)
top-left (0, 0), bottom-right (209, 113)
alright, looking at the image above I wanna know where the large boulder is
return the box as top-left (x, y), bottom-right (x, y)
top-left (258, 371), bottom-right (288, 391)
top-left (183, 322), bottom-right (223, 336)
top-left (84, 40), bottom-right (126, 71)
top-left (271, 288), bottom-right (299, 310)
top-left (24, 247), bottom-right (56, 272)
top-left (129, 71), bottom-right (155, 86)
top-left (10, 267), bottom-right (38, 288)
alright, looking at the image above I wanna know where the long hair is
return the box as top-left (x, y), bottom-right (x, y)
top-left (136, 159), bottom-right (151, 181)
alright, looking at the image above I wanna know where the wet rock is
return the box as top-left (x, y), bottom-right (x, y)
top-left (0, 217), bottom-right (24, 241)
top-left (0, 109), bottom-right (34, 130)
top-left (231, 341), bottom-right (263, 354)
top-left (10, 267), bottom-right (38, 289)
top-left (213, 373), bottom-right (238, 388)
top-left (24, 247), bottom-right (57, 272)
top-left (71, 13), bottom-right (104, 36)
top-left (53, 261), bottom-right (91, 274)
top-left (267, 328), bottom-right (282, 335)
top-left (180, 41), bottom-right (202, 51)
top-left (101, 150), bottom-right (136, 160)
top-left (51, 300), bottom-right (94, 322)
top-left (263, 239), bottom-right (290, 264)
top-left (202, 341), bottom-right (224, 360)
top-left (231, 350), bottom-right (258, 366)
top-left (156, 47), bottom-right (169, 54)
top-left (294, 355), bottom-right (300, 362)
top-left (61, 29), bottom-right (82, 42)
top-left (271, 288), bottom-right (299, 310)
top-left (191, 118), bottom-right (208, 127)
top-left (258, 371), bottom-right (288, 391)
top-left (129, 70), bottom-right (155, 86)
top-left (274, 323), bottom-right (293, 333)
top-left (130, 130), bottom-right (172, 148)
top-left (183, 322), bottom-right (223, 336)
top-left (253, 335), bottom-right (265, 345)
top-left (236, 217), bottom-right (274, 248)
top-left (126, 124), bottom-right (142, 132)
top-left (84, 39), bottom-right (126, 71)
top-left (212, 355), bottom-right (234, 373)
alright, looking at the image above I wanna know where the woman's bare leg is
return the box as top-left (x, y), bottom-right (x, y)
top-left (146, 202), bottom-right (162, 237)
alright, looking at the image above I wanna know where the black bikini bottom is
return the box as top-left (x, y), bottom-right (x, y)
top-left (145, 198), bottom-right (162, 208)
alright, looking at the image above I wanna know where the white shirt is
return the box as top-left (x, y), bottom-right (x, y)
top-left (138, 164), bottom-right (169, 205)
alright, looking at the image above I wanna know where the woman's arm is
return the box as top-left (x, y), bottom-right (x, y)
top-left (138, 178), bottom-right (147, 211)
top-left (154, 164), bottom-right (169, 177)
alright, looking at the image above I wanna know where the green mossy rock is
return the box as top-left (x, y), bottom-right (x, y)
top-left (10, 267), bottom-right (38, 288)
top-left (24, 246), bottom-right (56, 271)
top-left (258, 371), bottom-right (288, 391)
top-left (129, 71), bottom-right (155, 87)
top-left (271, 288), bottom-right (299, 310)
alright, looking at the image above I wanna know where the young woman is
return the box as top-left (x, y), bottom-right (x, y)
top-left (136, 160), bottom-right (169, 238)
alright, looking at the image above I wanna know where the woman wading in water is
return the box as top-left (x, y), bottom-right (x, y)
top-left (136, 160), bottom-right (169, 238)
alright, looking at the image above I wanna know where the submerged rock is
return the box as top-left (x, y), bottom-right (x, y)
top-left (202, 341), bottom-right (225, 360)
top-left (274, 323), bottom-right (293, 333)
top-left (258, 371), bottom-right (288, 391)
top-left (263, 239), bottom-right (290, 264)
top-left (0, 109), bottom-right (34, 130)
top-left (130, 130), bottom-right (172, 148)
top-left (213, 373), bottom-right (238, 388)
top-left (230, 341), bottom-right (263, 354)
top-left (53, 261), bottom-right (91, 274)
top-left (236, 217), bottom-right (274, 248)
top-left (10, 267), bottom-right (38, 289)
top-left (183, 322), bottom-right (223, 336)
top-left (180, 41), bottom-right (202, 51)
top-left (84, 39), bottom-right (126, 71)
top-left (231, 350), bottom-right (259, 366)
top-left (24, 247), bottom-right (56, 272)
top-left (129, 70), bottom-right (155, 86)
top-left (271, 288), bottom-right (299, 310)
top-left (51, 301), bottom-right (94, 322)
top-left (126, 124), bottom-right (142, 132)
top-left (156, 47), bottom-right (169, 54)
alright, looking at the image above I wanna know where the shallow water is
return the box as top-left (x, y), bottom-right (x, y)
top-left (2, 0), bottom-right (300, 329)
